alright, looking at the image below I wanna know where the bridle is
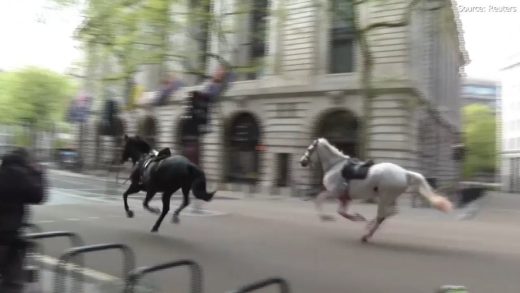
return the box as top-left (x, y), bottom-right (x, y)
top-left (302, 139), bottom-right (321, 167)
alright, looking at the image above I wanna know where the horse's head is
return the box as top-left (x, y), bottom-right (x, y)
top-left (300, 138), bottom-right (349, 170)
top-left (300, 139), bottom-right (321, 167)
top-left (122, 134), bottom-right (152, 164)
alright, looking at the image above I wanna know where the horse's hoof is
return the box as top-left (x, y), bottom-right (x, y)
top-left (172, 216), bottom-right (180, 224)
top-left (320, 215), bottom-right (336, 222)
top-left (361, 236), bottom-right (369, 243)
top-left (151, 228), bottom-right (158, 233)
top-left (126, 210), bottom-right (134, 218)
top-left (354, 213), bottom-right (367, 222)
top-left (144, 206), bottom-right (160, 214)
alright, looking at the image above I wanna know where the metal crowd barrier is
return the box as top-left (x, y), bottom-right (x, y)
top-left (54, 243), bottom-right (135, 293)
top-left (125, 259), bottom-right (204, 293)
top-left (25, 231), bottom-right (84, 256)
top-left (25, 231), bottom-right (85, 292)
top-left (228, 277), bottom-right (291, 293)
top-left (22, 223), bottom-right (43, 234)
top-left (23, 229), bottom-right (291, 293)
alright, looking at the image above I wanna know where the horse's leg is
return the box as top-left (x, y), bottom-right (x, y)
top-left (172, 185), bottom-right (190, 224)
top-left (315, 190), bottom-right (336, 221)
top-left (123, 183), bottom-right (140, 218)
top-left (143, 190), bottom-right (160, 214)
top-left (361, 217), bottom-right (386, 243)
top-left (151, 191), bottom-right (174, 233)
top-left (361, 191), bottom-right (397, 242)
top-left (337, 194), bottom-right (367, 222)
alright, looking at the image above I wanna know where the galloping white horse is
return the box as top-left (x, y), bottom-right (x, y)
top-left (299, 138), bottom-right (453, 242)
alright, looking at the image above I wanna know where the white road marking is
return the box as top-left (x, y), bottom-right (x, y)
top-left (172, 209), bottom-right (229, 217)
top-left (52, 189), bottom-right (117, 204)
top-left (35, 220), bottom-right (55, 224)
top-left (52, 187), bottom-right (108, 192)
top-left (66, 218), bottom-right (80, 221)
top-left (88, 216), bottom-right (100, 220)
top-left (33, 254), bottom-right (119, 282)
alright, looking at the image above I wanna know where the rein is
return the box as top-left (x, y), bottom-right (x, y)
top-left (311, 140), bottom-right (350, 172)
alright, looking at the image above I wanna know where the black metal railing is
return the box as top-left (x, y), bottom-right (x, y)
top-left (228, 277), bottom-right (291, 293)
top-left (125, 259), bottom-right (203, 293)
top-left (54, 243), bottom-right (135, 293)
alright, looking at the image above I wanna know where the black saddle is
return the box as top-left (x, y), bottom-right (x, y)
top-left (341, 158), bottom-right (375, 181)
top-left (136, 148), bottom-right (172, 187)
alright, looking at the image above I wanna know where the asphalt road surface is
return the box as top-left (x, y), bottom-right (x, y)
top-left (28, 169), bottom-right (520, 293)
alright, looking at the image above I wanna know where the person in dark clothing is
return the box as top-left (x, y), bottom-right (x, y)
top-left (0, 148), bottom-right (47, 293)
top-left (189, 64), bottom-right (236, 134)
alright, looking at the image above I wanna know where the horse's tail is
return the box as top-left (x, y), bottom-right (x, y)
top-left (189, 164), bottom-right (217, 201)
top-left (406, 171), bottom-right (453, 213)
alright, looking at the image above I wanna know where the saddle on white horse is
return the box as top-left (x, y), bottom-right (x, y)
top-left (341, 158), bottom-right (375, 181)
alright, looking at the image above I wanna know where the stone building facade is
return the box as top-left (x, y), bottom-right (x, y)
top-left (80, 0), bottom-right (466, 195)
top-left (500, 52), bottom-right (520, 192)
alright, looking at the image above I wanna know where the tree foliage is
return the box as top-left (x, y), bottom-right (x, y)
top-left (53, 0), bottom-right (276, 99)
top-left (0, 67), bottom-right (76, 127)
top-left (462, 104), bottom-right (497, 178)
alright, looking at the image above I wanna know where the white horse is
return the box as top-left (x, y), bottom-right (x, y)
top-left (299, 138), bottom-right (453, 242)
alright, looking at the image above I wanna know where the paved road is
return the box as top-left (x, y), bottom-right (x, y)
top-left (28, 169), bottom-right (520, 292)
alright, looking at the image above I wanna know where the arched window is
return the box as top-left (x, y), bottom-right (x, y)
top-left (96, 117), bottom-right (126, 166)
top-left (177, 118), bottom-right (201, 166)
top-left (226, 113), bottom-right (261, 182)
top-left (137, 115), bottom-right (158, 148)
top-left (315, 110), bottom-right (359, 156)
top-left (310, 109), bottom-right (359, 188)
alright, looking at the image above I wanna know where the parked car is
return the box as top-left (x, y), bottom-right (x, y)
top-left (56, 148), bottom-right (82, 171)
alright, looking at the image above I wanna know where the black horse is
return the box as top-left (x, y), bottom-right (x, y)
top-left (121, 135), bottom-right (216, 232)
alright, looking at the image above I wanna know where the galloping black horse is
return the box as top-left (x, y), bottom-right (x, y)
top-left (121, 134), bottom-right (216, 232)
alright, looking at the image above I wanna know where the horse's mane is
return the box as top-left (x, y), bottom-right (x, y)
top-left (318, 138), bottom-right (349, 158)
top-left (129, 135), bottom-right (152, 153)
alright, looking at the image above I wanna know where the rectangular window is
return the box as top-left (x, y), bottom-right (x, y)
top-left (329, 0), bottom-right (355, 73)
top-left (276, 153), bottom-right (290, 187)
top-left (189, 0), bottom-right (211, 82)
top-left (247, 0), bottom-right (269, 80)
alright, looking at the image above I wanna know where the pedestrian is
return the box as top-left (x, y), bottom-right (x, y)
top-left (155, 74), bottom-right (185, 106)
top-left (199, 64), bottom-right (236, 103)
top-left (0, 148), bottom-right (47, 293)
top-left (190, 64), bottom-right (236, 133)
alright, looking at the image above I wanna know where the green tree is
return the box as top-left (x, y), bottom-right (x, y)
top-left (462, 104), bottom-right (497, 178)
top-left (53, 0), bottom-right (277, 101)
top-left (0, 72), bottom-right (17, 124)
top-left (3, 67), bottom-right (76, 128)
